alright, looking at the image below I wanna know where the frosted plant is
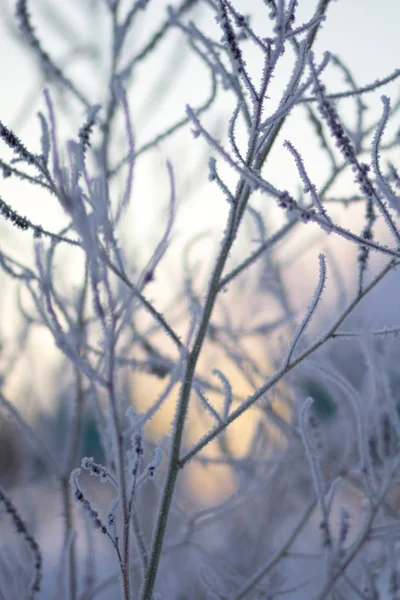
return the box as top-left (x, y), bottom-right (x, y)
top-left (0, 0), bottom-right (399, 599)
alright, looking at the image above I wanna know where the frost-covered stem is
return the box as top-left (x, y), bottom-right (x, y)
top-left (140, 184), bottom-right (241, 600)
top-left (254, 0), bottom-right (332, 169)
top-left (107, 317), bottom-right (130, 599)
top-left (100, 2), bottom-right (121, 177)
top-left (100, 248), bottom-right (183, 350)
top-left (181, 258), bottom-right (399, 465)
top-left (122, 0), bottom-right (200, 76)
top-left (283, 253), bottom-right (326, 369)
top-left (61, 271), bottom-right (88, 600)
top-left (140, 7), bottom-right (335, 594)
top-left (141, 88), bottom-right (270, 600)
top-left (60, 479), bottom-right (77, 600)
top-left (132, 506), bottom-right (148, 573)
top-left (0, 485), bottom-right (42, 597)
top-left (62, 418), bottom-right (80, 600)
top-left (218, 218), bottom-right (299, 289)
top-left (64, 317), bottom-right (88, 473)
top-left (62, 372), bottom-right (85, 599)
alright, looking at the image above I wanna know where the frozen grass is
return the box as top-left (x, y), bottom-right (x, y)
top-left (0, 0), bottom-right (400, 598)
